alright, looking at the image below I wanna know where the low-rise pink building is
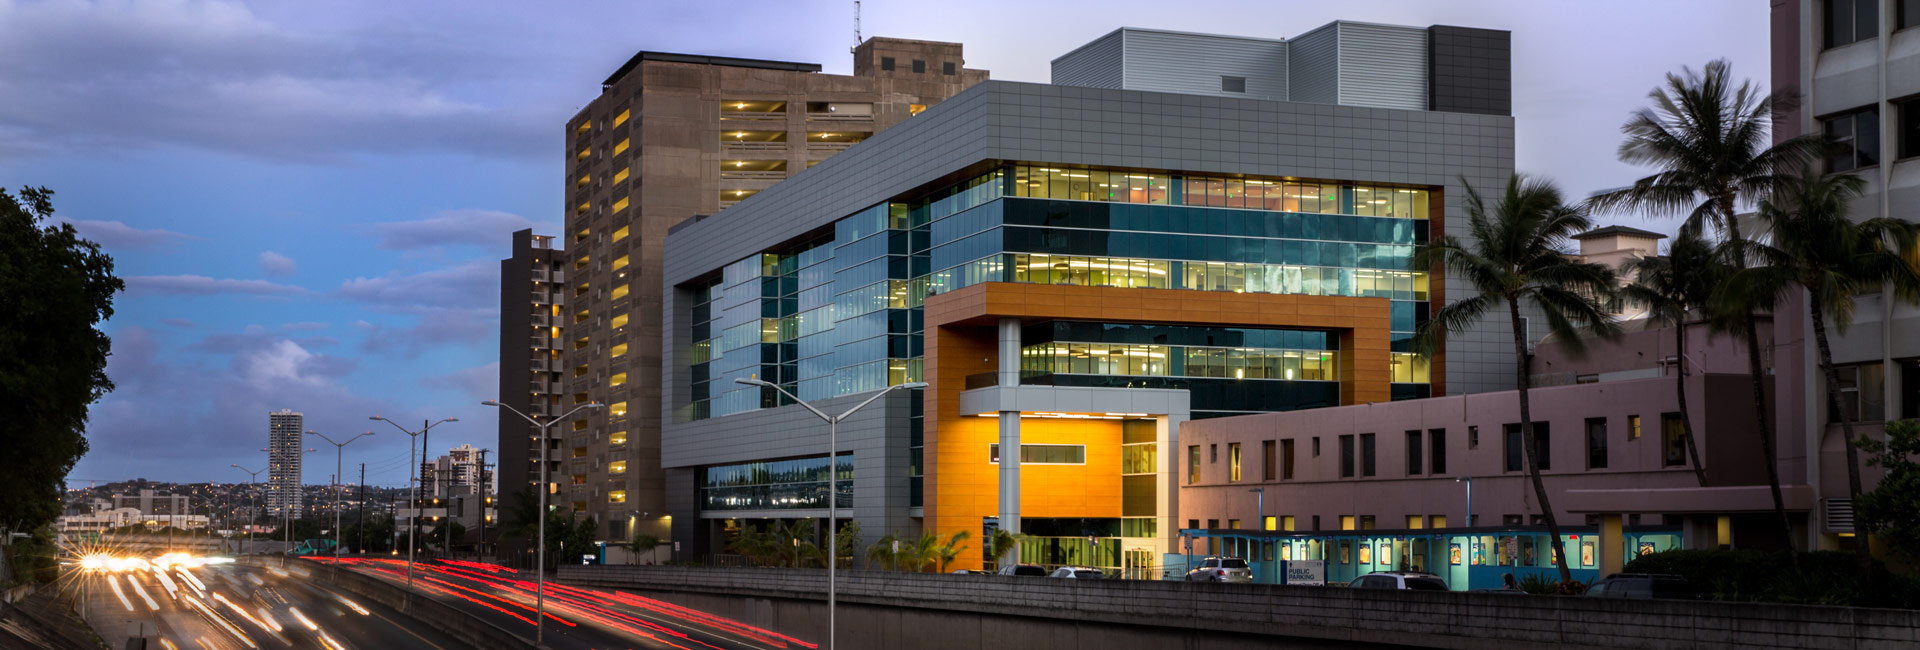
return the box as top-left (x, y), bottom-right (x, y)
top-left (1172, 317), bottom-right (1847, 587)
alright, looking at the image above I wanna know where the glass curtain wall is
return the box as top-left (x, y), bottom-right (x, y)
top-left (697, 454), bottom-right (853, 511)
top-left (688, 164), bottom-right (1439, 421)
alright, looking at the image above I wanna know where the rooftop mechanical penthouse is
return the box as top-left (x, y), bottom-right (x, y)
top-left (661, 22), bottom-right (1514, 572)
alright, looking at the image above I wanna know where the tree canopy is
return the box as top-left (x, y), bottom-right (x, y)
top-left (0, 187), bottom-right (122, 534)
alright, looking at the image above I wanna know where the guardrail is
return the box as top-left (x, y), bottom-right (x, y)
top-left (249, 557), bottom-right (537, 650)
top-left (557, 565), bottom-right (1920, 650)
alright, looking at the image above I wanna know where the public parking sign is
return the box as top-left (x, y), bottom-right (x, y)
top-left (1284, 560), bottom-right (1326, 586)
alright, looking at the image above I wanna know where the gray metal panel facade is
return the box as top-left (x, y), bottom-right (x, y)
top-left (661, 79), bottom-right (1517, 550)
top-left (1335, 22), bottom-right (1429, 111)
top-left (1287, 24), bottom-right (1339, 105)
top-left (1118, 29), bottom-right (1288, 101)
top-left (1050, 29), bottom-right (1125, 89)
top-left (1427, 25), bottom-right (1512, 116)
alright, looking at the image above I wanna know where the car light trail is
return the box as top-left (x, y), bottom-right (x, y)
top-left (158, 638), bottom-right (178, 650)
top-left (174, 567), bottom-right (208, 594)
top-left (409, 579), bottom-right (536, 626)
top-left (181, 594), bottom-right (257, 649)
top-left (335, 596), bottom-right (369, 616)
top-left (256, 607), bottom-right (283, 632)
top-left (289, 607), bottom-right (318, 631)
top-left (151, 568), bottom-right (179, 597)
top-left (107, 575), bottom-right (136, 612)
top-left (213, 592), bottom-right (283, 644)
top-left (126, 575), bottom-right (160, 611)
top-left (317, 630), bottom-right (348, 650)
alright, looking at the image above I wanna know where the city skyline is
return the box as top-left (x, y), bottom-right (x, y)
top-left (6, 0), bottom-right (1769, 486)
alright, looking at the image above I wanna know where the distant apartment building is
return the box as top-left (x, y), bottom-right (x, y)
top-left (420, 444), bottom-right (492, 499)
top-left (60, 490), bottom-right (208, 533)
top-left (658, 21), bottom-right (1516, 570)
top-left (497, 38), bottom-right (990, 556)
top-left (1772, 0), bottom-right (1920, 549)
top-left (113, 488), bottom-right (189, 518)
top-left (267, 409), bottom-right (304, 516)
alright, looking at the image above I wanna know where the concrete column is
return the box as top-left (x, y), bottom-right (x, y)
top-left (1598, 513), bottom-right (1624, 577)
top-left (1155, 414), bottom-right (1185, 563)
top-left (997, 318), bottom-right (1021, 539)
top-left (997, 318), bottom-right (1021, 386)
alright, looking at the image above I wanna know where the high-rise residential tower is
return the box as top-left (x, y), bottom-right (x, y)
top-left (266, 409), bottom-right (304, 516)
top-left (498, 38), bottom-right (988, 555)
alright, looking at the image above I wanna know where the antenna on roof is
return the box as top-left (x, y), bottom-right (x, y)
top-left (852, 1), bottom-right (862, 52)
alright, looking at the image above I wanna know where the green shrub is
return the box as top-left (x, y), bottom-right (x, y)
top-left (1623, 549), bottom-right (1920, 608)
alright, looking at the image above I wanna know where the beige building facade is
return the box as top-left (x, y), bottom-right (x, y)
top-left (500, 38), bottom-right (987, 554)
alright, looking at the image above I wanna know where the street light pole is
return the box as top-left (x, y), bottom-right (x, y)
top-left (483, 400), bottom-right (602, 647)
top-left (308, 430), bottom-right (374, 556)
top-left (370, 415), bottom-right (458, 609)
top-left (736, 378), bottom-right (927, 650)
top-left (231, 464), bottom-right (265, 554)
top-left (283, 448), bottom-right (316, 565)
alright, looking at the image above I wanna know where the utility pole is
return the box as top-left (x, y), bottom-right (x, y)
top-left (477, 449), bottom-right (490, 560)
top-left (357, 463), bottom-right (366, 554)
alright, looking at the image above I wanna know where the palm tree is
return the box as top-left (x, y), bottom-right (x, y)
top-left (932, 530), bottom-right (972, 573)
top-left (1621, 233), bottom-right (1726, 486)
top-left (865, 533), bottom-right (899, 571)
top-left (1587, 59), bottom-right (1826, 555)
top-left (772, 519), bottom-right (824, 568)
top-left (1414, 174), bottom-right (1622, 584)
top-left (897, 533), bottom-right (941, 572)
top-left (986, 528), bottom-right (1029, 571)
top-left (1718, 170), bottom-right (1920, 573)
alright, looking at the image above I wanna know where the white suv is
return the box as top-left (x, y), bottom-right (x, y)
top-left (1049, 566), bottom-right (1105, 579)
top-left (1349, 571), bottom-right (1449, 591)
top-left (1184, 556), bottom-right (1253, 583)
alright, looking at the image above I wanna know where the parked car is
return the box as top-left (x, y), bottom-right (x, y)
top-left (1184, 556), bottom-right (1253, 583)
top-left (1349, 571), bottom-right (1449, 591)
top-left (1583, 573), bottom-right (1701, 600)
top-left (1049, 566), bottom-right (1105, 579)
top-left (997, 563), bottom-right (1047, 577)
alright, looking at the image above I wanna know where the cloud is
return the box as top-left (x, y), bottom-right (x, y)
top-left (52, 218), bottom-right (196, 251)
top-left (357, 310), bottom-right (494, 360)
top-left (370, 210), bottom-right (553, 251)
top-left (0, 0), bottom-right (552, 161)
top-left (125, 274), bottom-right (311, 296)
top-left (280, 321), bottom-right (327, 331)
top-left (336, 260), bottom-right (497, 312)
top-left (422, 362), bottom-right (498, 401)
top-left (258, 251), bottom-right (297, 276)
top-left (161, 318), bottom-right (197, 328)
top-left (82, 325), bottom-right (410, 482)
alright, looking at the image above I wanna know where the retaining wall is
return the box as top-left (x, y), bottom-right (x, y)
top-left (558, 565), bottom-right (1919, 650)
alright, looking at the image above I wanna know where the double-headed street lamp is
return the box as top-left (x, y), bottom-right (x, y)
top-left (735, 377), bottom-right (927, 650)
top-left (483, 399), bottom-right (602, 646)
top-left (369, 415), bottom-right (457, 607)
top-left (308, 429), bottom-right (374, 554)
top-left (231, 463), bottom-right (266, 552)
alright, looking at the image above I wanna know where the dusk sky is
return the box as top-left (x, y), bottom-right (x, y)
top-left (5, 0), bottom-right (1768, 488)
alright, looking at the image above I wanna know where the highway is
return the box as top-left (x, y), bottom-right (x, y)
top-left (316, 557), bottom-right (817, 650)
top-left (76, 559), bottom-right (464, 650)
